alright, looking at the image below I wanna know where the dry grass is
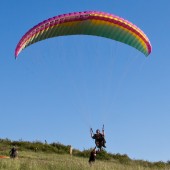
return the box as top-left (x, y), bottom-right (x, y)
top-left (0, 151), bottom-right (170, 170)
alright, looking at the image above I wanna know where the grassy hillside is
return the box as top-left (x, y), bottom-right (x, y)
top-left (0, 138), bottom-right (170, 170)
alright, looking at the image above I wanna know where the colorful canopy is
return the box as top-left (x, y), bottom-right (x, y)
top-left (15, 11), bottom-right (152, 57)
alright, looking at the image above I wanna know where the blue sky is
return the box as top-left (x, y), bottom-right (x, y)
top-left (1, 0), bottom-right (170, 162)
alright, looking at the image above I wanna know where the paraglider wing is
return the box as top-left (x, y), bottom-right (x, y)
top-left (15, 11), bottom-right (152, 57)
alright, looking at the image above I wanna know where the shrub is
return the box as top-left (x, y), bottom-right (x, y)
top-left (113, 153), bottom-right (131, 164)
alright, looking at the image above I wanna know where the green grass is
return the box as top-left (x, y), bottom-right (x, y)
top-left (0, 139), bottom-right (170, 170)
top-left (0, 151), bottom-right (169, 170)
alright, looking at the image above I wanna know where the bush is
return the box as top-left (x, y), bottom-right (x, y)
top-left (153, 161), bottom-right (166, 169)
top-left (113, 153), bottom-right (131, 164)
